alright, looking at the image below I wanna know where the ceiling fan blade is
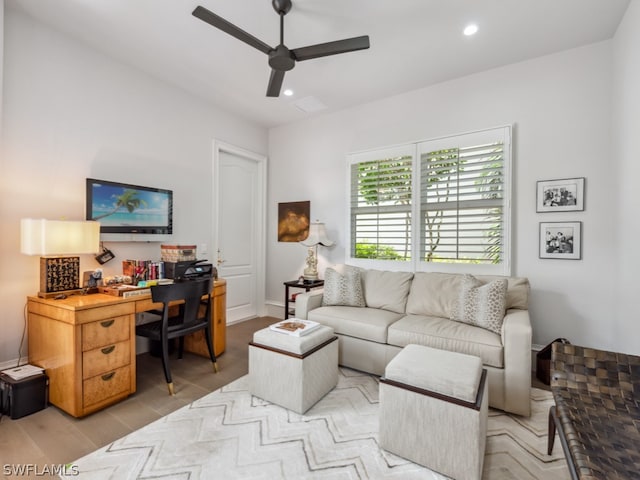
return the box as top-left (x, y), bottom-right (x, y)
top-left (192, 6), bottom-right (273, 55)
top-left (266, 69), bottom-right (285, 97)
top-left (292, 35), bottom-right (370, 61)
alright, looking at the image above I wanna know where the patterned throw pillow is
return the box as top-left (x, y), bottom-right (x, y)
top-left (451, 274), bottom-right (507, 334)
top-left (322, 265), bottom-right (366, 307)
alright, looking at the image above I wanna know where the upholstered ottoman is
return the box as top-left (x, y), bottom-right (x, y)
top-left (379, 344), bottom-right (488, 480)
top-left (248, 324), bottom-right (338, 414)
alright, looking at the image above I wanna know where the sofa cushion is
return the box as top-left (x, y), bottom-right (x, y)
top-left (387, 314), bottom-right (504, 368)
top-left (308, 306), bottom-right (403, 344)
top-left (361, 269), bottom-right (414, 313)
top-left (385, 344), bottom-right (483, 402)
top-left (478, 275), bottom-right (530, 310)
top-left (451, 274), bottom-right (507, 334)
top-left (405, 272), bottom-right (464, 318)
top-left (405, 272), bottom-right (530, 316)
top-left (322, 265), bottom-right (365, 307)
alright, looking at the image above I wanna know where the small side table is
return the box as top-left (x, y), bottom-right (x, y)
top-left (283, 279), bottom-right (324, 319)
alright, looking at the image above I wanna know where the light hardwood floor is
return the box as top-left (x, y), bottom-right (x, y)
top-left (0, 316), bottom-right (276, 479)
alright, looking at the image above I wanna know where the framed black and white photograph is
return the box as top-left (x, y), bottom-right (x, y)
top-left (536, 177), bottom-right (585, 212)
top-left (539, 222), bottom-right (582, 260)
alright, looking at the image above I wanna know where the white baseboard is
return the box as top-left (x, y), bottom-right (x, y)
top-left (264, 301), bottom-right (284, 319)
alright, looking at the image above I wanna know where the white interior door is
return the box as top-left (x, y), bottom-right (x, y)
top-left (214, 142), bottom-right (266, 323)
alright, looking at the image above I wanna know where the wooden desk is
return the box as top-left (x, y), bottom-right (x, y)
top-left (27, 279), bottom-right (226, 418)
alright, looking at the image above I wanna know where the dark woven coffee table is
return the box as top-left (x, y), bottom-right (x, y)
top-left (548, 342), bottom-right (640, 480)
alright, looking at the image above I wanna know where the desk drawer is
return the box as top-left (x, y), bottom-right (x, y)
top-left (82, 315), bottom-right (130, 351)
top-left (83, 365), bottom-right (131, 409)
top-left (82, 340), bottom-right (131, 379)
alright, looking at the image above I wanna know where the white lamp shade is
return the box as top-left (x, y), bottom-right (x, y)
top-left (300, 222), bottom-right (334, 247)
top-left (21, 219), bottom-right (101, 255)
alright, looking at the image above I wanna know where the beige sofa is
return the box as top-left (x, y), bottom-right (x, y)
top-left (295, 266), bottom-right (532, 416)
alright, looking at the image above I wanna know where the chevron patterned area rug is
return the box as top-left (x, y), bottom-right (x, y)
top-left (63, 368), bottom-right (569, 479)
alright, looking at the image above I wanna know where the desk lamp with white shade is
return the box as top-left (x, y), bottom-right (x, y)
top-left (20, 219), bottom-right (101, 298)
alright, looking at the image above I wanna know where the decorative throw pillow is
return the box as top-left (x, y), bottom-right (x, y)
top-left (322, 265), bottom-right (366, 307)
top-left (451, 274), bottom-right (507, 334)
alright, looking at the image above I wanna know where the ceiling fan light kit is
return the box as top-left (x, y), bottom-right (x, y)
top-left (192, 0), bottom-right (370, 97)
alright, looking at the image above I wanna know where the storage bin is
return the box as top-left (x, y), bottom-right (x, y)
top-left (249, 324), bottom-right (338, 414)
top-left (536, 338), bottom-right (570, 385)
top-left (380, 345), bottom-right (488, 480)
top-left (0, 372), bottom-right (49, 419)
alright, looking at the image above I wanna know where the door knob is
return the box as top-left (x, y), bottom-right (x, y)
top-left (216, 249), bottom-right (226, 266)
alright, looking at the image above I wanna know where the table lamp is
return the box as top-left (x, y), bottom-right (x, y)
top-left (300, 221), bottom-right (334, 281)
top-left (21, 219), bottom-right (101, 298)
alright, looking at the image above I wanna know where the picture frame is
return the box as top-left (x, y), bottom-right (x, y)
top-left (277, 201), bottom-right (310, 242)
top-left (539, 222), bottom-right (582, 260)
top-left (536, 177), bottom-right (585, 212)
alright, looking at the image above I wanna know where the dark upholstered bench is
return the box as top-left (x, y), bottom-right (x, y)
top-left (548, 343), bottom-right (640, 480)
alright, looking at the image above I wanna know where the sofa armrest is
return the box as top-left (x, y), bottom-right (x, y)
top-left (502, 308), bottom-right (532, 416)
top-left (294, 290), bottom-right (324, 320)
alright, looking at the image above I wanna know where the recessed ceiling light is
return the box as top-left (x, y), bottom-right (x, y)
top-left (463, 24), bottom-right (478, 36)
top-left (283, 89), bottom-right (294, 96)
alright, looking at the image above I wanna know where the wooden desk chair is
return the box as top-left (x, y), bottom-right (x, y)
top-left (136, 278), bottom-right (218, 395)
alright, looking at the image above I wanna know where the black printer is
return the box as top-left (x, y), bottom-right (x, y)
top-left (164, 260), bottom-right (216, 281)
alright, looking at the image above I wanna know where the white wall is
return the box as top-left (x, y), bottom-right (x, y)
top-left (0, 9), bottom-right (268, 365)
top-left (612, 1), bottom-right (640, 356)
top-left (0, 0), bottom-right (4, 138)
top-left (268, 41), bottom-right (625, 352)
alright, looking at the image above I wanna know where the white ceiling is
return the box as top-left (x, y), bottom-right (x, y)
top-left (6, 0), bottom-right (630, 128)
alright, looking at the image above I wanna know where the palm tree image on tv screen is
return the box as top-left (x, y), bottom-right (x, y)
top-left (92, 189), bottom-right (148, 221)
top-left (86, 178), bottom-right (172, 234)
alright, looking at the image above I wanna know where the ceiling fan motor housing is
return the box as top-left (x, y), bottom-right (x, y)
top-left (269, 45), bottom-right (295, 71)
top-left (272, 0), bottom-right (292, 15)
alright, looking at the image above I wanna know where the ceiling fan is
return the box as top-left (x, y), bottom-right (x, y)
top-left (192, 0), bottom-right (370, 97)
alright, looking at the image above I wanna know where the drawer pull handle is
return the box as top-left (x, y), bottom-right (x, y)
top-left (100, 319), bottom-right (115, 328)
top-left (101, 372), bottom-right (116, 382)
top-left (101, 345), bottom-right (115, 355)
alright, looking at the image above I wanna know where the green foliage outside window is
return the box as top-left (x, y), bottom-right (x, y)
top-left (354, 242), bottom-right (404, 260)
top-left (350, 132), bottom-right (506, 266)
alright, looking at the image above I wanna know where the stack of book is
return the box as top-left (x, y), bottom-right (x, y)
top-left (122, 259), bottom-right (165, 285)
top-left (269, 319), bottom-right (321, 337)
top-left (99, 285), bottom-right (151, 298)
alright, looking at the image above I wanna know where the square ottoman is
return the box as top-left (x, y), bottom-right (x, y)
top-left (249, 324), bottom-right (338, 414)
top-left (379, 344), bottom-right (488, 480)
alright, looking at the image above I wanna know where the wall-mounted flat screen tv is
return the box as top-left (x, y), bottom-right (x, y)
top-left (86, 178), bottom-right (173, 235)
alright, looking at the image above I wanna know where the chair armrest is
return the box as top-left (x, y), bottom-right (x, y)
top-left (294, 289), bottom-right (324, 319)
top-left (502, 308), bottom-right (532, 416)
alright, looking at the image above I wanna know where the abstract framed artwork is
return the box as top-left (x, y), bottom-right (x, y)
top-left (536, 177), bottom-right (585, 212)
top-left (539, 221), bottom-right (582, 260)
top-left (277, 201), bottom-right (310, 242)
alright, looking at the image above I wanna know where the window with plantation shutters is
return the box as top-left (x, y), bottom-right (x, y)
top-left (348, 126), bottom-right (511, 274)
top-left (418, 129), bottom-right (507, 266)
top-left (349, 147), bottom-right (414, 261)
